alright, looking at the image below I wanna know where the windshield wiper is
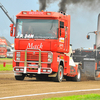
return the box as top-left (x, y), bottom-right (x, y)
top-left (50, 20), bottom-right (54, 30)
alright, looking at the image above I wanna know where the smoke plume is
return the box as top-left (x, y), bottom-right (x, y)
top-left (58, 0), bottom-right (100, 12)
top-left (39, 0), bottom-right (100, 12)
top-left (39, 0), bottom-right (46, 11)
top-left (39, 0), bottom-right (57, 11)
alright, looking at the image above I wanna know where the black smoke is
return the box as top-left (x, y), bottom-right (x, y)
top-left (39, 0), bottom-right (46, 11)
top-left (39, 0), bottom-right (57, 11)
top-left (39, 0), bottom-right (100, 12)
top-left (58, 0), bottom-right (100, 12)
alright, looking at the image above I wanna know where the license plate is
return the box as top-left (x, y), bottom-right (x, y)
top-left (29, 68), bottom-right (38, 70)
top-left (29, 64), bottom-right (38, 67)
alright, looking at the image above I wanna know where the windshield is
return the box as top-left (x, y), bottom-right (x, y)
top-left (0, 44), bottom-right (6, 47)
top-left (16, 19), bottom-right (58, 39)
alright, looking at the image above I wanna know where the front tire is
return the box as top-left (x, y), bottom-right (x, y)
top-left (54, 65), bottom-right (63, 82)
top-left (15, 74), bottom-right (25, 80)
top-left (73, 66), bottom-right (81, 82)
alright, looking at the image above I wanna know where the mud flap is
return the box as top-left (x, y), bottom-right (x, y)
top-left (82, 58), bottom-right (96, 80)
top-left (95, 71), bottom-right (100, 80)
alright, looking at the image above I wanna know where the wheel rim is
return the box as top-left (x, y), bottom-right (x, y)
top-left (59, 68), bottom-right (63, 80)
top-left (77, 69), bottom-right (80, 79)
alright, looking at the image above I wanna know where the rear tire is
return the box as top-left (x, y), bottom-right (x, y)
top-left (15, 74), bottom-right (25, 80)
top-left (72, 66), bottom-right (81, 82)
top-left (54, 65), bottom-right (63, 82)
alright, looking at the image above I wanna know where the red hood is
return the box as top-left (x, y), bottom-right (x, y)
top-left (0, 47), bottom-right (6, 49)
top-left (0, 47), bottom-right (7, 53)
top-left (15, 39), bottom-right (58, 51)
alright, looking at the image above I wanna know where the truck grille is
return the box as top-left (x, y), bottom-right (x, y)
top-left (0, 49), bottom-right (4, 53)
top-left (27, 52), bottom-right (48, 62)
top-left (14, 50), bottom-right (53, 64)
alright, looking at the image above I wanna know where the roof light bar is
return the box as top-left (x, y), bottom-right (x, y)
top-left (23, 11), bottom-right (27, 14)
top-left (47, 12), bottom-right (51, 15)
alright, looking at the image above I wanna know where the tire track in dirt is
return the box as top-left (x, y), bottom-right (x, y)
top-left (0, 72), bottom-right (100, 100)
top-left (0, 88), bottom-right (100, 100)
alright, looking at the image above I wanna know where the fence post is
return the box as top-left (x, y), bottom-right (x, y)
top-left (3, 62), bottom-right (6, 67)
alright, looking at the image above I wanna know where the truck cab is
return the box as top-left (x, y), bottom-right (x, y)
top-left (0, 38), bottom-right (7, 58)
top-left (10, 11), bottom-right (80, 82)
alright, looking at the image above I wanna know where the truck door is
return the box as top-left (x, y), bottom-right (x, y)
top-left (58, 21), bottom-right (65, 52)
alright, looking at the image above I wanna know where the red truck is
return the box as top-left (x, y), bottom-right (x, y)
top-left (0, 38), bottom-right (7, 58)
top-left (10, 11), bottom-right (81, 82)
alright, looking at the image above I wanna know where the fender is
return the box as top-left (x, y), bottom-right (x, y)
top-left (59, 59), bottom-right (64, 68)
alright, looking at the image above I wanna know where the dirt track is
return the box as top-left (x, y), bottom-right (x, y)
top-left (0, 71), bottom-right (100, 100)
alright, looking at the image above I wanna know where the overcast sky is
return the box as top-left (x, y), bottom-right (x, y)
top-left (0, 0), bottom-right (100, 49)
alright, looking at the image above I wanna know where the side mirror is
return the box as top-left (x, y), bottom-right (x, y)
top-left (10, 24), bottom-right (13, 36)
top-left (87, 35), bottom-right (90, 39)
top-left (10, 24), bottom-right (15, 37)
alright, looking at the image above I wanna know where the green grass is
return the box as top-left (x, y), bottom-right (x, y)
top-left (42, 94), bottom-right (100, 100)
top-left (0, 64), bottom-right (13, 71)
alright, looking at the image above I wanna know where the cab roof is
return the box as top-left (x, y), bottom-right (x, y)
top-left (16, 11), bottom-right (69, 20)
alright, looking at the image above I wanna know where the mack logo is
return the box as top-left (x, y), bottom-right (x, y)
top-left (27, 43), bottom-right (43, 49)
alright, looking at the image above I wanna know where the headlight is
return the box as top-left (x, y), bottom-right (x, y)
top-left (16, 57), bottom-right (20, 61)
top-left (48, 54), bottom-right (52, 58)
top-left (20, 68), bottom-right (24, 71)
top-left (16, 68), bottom-right (19, 71)
top-left (48, 52), bottom-right (53, 63)
top-left (16, 52), bottom-right (20, 57)
top-left (48, 58), bottom-right (52, 62)
top-left (16, 52), bottom-right (20, 61)
top-left (48, 53), bottom-right (52, 58)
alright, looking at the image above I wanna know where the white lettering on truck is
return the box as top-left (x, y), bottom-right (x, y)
top-left (27, 43), bottom-right (43, 49)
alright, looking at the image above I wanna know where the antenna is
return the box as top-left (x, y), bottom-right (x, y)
top-left (0, 2), bottom-right (15, 25)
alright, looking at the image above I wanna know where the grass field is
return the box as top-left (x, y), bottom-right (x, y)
top-left (0, 64), bottom-right (13, 71)
top-left (0, 58), bottom-right (12, 71)
top-left (43, 94), bottom-right (100, 100)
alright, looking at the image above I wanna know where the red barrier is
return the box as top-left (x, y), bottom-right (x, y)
top-left (3, 62), bottom-right (6, 67)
